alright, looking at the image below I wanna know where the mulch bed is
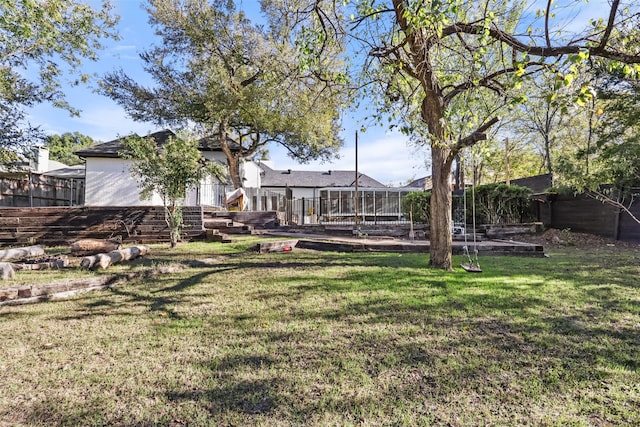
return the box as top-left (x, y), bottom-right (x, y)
top-left (514, 228), bottom-right (640, 250)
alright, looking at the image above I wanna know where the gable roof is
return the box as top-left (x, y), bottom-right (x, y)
top-left (405, 176), bottom-right (432, 190)
top-left (75, 129), bottom-right (241, 158)
top-left (75, 130), bottom-right (176, 158)
top-left (259, 163), bottom-right (385, 188)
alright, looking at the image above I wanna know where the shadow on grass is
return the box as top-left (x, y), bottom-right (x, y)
top-left (47, 251), bottom-right (424, 322)
top-left (155, 256), bottom-right (639, 423)
top-left (6, 248), bottom-right (638, 425)
top-left (167, 379), bottom-right (277, 416)
top-left (168, 354), bottom-right (280, 416)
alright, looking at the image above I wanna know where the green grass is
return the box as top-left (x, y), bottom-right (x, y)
top-left (1, 239), bottom-right (639, 426)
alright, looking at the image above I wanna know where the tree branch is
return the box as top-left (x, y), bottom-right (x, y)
top-left (443, 61), bottom-right (547, 103)
top-left (586, 189), bottom-right (640, 225)
top-left (454, 116), bottom-right (501, 152)
top-left (240, 70), bottom-right (262, 87)
top-left (437, 8), bottom-right (640, 64)
top-left (545, 0), bottom-right (552, 49)
top-left (593, 0), bottom-right (620, 53)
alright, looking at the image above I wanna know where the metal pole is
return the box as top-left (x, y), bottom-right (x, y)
top-left (505, 138), bottom-right (510, 185)
top-left (354, 131), bottom-right (359, 228)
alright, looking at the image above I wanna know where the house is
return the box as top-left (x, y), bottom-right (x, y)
top-left (246, 161), bottom-right (417, 224)
top-left (75, 129), bottom-right (231, 207)
top-left (405, 176), bottom-right (433, 191)
top-left (217, 159), bottom-right (388, 208)
top-left (75, 129), bottom-right (417, 224)
top-left (257, 160), bottom-right (384, 198)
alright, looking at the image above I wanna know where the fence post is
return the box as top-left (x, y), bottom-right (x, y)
top-left (613, 190), bottom-right (622, 241)
top-left (373, 191), bottom-right (377, 225)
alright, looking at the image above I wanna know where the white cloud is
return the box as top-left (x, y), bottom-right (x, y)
top-left (111, 44), bottom-right (137, 52)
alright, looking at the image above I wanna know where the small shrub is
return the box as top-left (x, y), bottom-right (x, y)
top-left (402, 191), bottom-right (431, 224)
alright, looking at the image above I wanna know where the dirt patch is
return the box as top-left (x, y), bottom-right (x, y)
top-left (513, 228), bottom-right (639, 250)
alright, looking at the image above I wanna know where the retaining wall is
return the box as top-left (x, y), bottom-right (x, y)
top-left (0, 206), bottom-right (204, 246)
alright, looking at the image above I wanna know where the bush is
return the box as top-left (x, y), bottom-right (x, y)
top-left (467, 183), bottom-right (532, 224)
top-left (402, 191), bottom-right (431, 224)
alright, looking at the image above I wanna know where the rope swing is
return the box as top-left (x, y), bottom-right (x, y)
top-left (461, 155), bottom-right (482, 273)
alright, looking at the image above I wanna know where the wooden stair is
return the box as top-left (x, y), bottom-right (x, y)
top-left (0, 207), bottom-right (205, 246)
top-left (201, 211), bottom-right (260, 240)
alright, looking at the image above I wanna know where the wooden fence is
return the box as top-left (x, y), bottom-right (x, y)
top-left (536, 192), bottom-right (640, 243)
top-left (0, 174), bottom-right (84, 207)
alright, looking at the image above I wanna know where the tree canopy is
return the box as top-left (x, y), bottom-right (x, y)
top-left (44, 132), bottom-right (98, 166)
top-left (286, 0), bottom-right (640, 269)
top-left (0, 0), bottom-right (119, 160)
top-left (101, 0), bottom-right (349, 188)
top-left (122, 132), bottom-right (227, 247)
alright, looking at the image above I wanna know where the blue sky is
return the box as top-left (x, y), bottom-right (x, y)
top-left (25, 0), bottom-right (608, 186)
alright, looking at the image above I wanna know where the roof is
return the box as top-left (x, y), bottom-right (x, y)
top-left (75, 129), bottom-right (240, 158)
top-left (405, 176), bottom-right (432, 190)
top-left (259, 163), bottom-right (385, 188)
top-left (0, 151), bottom-right (74, 177)
top-left (46, 159), bottom-right (71, 171)
top-left (43, 165), bottom-right (85, 179)
top-left (75, 130), bottom-right (176, 158)
top-left (197, 135), bottom-right (242, 152)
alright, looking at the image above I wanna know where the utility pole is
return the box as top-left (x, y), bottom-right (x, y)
top-left (354, 131), bottom-right (359, 229)
top-left (505, 137), bottom-right (510, 185)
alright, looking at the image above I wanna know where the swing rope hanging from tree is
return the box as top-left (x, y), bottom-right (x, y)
top-left (461, 155), bottom-right (482, 273)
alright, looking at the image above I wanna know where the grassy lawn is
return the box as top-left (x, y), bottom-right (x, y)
top-left (1, 238), bottom-right (639, 426)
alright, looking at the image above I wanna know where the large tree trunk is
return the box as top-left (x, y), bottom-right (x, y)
top-left (392, 0), bottom-right (456, 270)
top-left (228, 154), bottom-right (243, 189)
top-left (218, 119), bottom-right (243, 189)
top-left (165, 204), bottom-right (182, 248)
top-left (429, 146), bottom-right (454, 270)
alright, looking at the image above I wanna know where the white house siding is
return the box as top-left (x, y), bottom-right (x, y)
top-left (239, 159), bottom-right (262, 188)
top-left (85, 152), bottom-right (231, 207)
top-left (84, 158), bottom-right (164, 206)
top-left (201, 151), bottom-right (228, 164)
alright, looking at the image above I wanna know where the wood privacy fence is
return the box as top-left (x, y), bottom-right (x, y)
top-left (536, 192), bottom-right (640, 243)
top-left (0, 174), bottom-right (84, 207)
